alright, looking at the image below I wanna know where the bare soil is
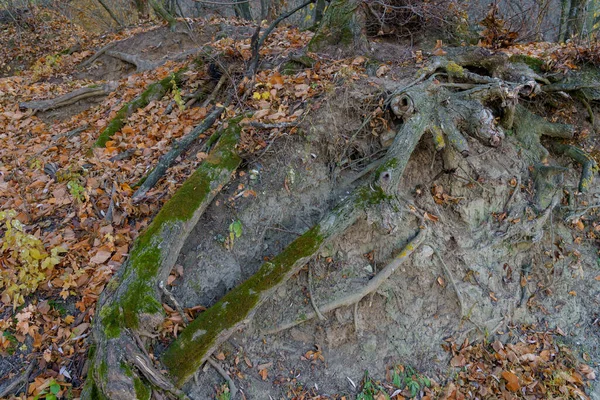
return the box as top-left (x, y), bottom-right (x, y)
top-left (170, 78), bottom-right (600, 398)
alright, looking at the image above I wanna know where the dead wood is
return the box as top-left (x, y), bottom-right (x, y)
top-left (0, 360), bottom-right (36, 398)
top-left (19, 83), bottom-right (117, 111)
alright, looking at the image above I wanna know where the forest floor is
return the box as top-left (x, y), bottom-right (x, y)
top-left (0, 10), bottom-right (599, 400)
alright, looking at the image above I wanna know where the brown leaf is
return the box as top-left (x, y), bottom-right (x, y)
top-left (89, 250), bottom-right (112, 264)
top-left (501, 371), bottom-right (520, 392)
top-left (258, 368), bottom-right (268, 381)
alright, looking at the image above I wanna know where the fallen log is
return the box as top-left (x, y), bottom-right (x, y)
top-left (19, 82), bottom-right (117, 112)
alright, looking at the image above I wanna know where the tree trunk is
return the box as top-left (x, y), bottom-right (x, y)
top-left (233, 0), bottom-right (252, 21)
top-left (558, 0), bottom-right (569, 42)
top-left (313, 0), bottom-right (326, 25)
top-left (566, 0), bottom-right (591, 39)
top-left (308, 0), bottom-right (368, 55)
top-left (150, 0), bottom-right (177, 30)
top-left (133, 0), bottom-right (149, 19)
top-left (97, 0), bottom-right (124, 27)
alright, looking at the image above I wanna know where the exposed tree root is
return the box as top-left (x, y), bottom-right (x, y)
top-left (83, 117), bottom-right (244, 400)
top-left (549, 142), bottom-right (598, 192)
top-left (94, 68), bottom-right (186, 148)
top-left (106, 50), bottom-right (158, 72)
top-left (19, 83), bottom-right (117, 112)
top-left (265, 227), bottom-right (427, 334)
top-left (78, 42), bottom-right (117, 69)
top-left (160, 78), bottom-right (433, 386)
top-left (84, 46), bottom-right (598, 398)
top-left (432, 247), bottom-right (465, 318)
top-left (207, 357), bottom-right (238, 399)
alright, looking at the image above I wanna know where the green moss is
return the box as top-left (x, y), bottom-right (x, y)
top-left (357, 185), bottom-right (391, 207)
top-left (375, 158), bottom-right (398, 180)
top-left (446, 61), bottom-right (464, 77)
top-left (99, 116), bottom-right (244, 336)
top-left (120, 361), bottom-right (133, 377)
top-left (509, 55), bottom-right (544, 73)
top-left (133, 377), bottom-right (151, 400)
top-left (98, 360), bottom-right (108, 380)
top-left (162, 225), bottom-right (324, 386)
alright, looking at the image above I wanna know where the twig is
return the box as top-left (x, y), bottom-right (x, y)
top-left (265, 228), bottom-right (427, 334)
top-left (244, 121), bottom-right (300, 129)
top-left (353, 302), bottom-right (360, 334)
top-left (207, 357), bottom-right (238, 399)
top-left (200, 74), bottom-right (227, 108)
top-left (0, 360), bottom-right (36, 398)
top-left (432, 247), bottom-right (465, 318)
top-left (308, 264), bottom-right (326, 321)
top-left (159, 281), bottom-right (189, 324)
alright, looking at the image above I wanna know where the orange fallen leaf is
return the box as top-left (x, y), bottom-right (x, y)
top-left (501, 370), bottom-right (520, 392)
top-left (259, 368), bottom-right (268, 381)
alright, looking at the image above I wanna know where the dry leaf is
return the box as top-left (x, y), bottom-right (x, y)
top-left (501, 371), bottom-right (520, 392)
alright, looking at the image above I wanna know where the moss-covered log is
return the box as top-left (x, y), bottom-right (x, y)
top-left (94, 69), bottom-right (186, 148)
top-left (83, 117), bottom-right (244, 400)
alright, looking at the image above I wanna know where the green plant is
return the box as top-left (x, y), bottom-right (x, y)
top-left (0, 210), bottom-right (64, 307)
top-left (215, 383), bottom-right (231, 400)
top-left (171, 74), bottom-right (185, 110)
top-left (391, 365), bottom-right (431, 398)
top-left (225, 220), bottom-right (242, 250)
top-left (67, 180), bottom-right (86, 202)
top-left (34, 379), bottom-right (61, 400)
top-left (358, 371), bottom-right (389, 400)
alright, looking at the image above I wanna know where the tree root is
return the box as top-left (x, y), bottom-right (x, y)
top-left (432, 247), bottom-right (465, 318)
top-left (78, 42), bottom-right (117, 69)
top-left (308, 263), bottom-right (326, 321)
top-left (264, 227), bottom-right (427, 335)
top-left (84, 117), bottom-right (245, 400)
top-left (207, 357), bottom-right (238, 399)
top-left (160, 80), bottom-right (432, 386)
top-left (106, 50), bottom-right (158, 72)
top-left (548, 142), bottom-right (598, 192)
top-left (19, 82), bottom-right (117, 112)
